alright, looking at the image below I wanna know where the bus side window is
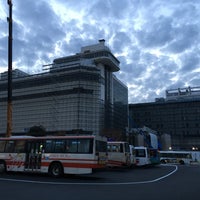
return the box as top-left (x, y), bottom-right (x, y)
top-left (68, 139), bottom-right (78, 153)
top-left (112, 145), bottom-right (117, 152)
top-left (77, 139), bottom-right (92, 153)
top-left (0, 141), bottom-right (6, 153)
top-left (107, 145), bottom-right (111, 152)
top-left (120, 144), bottom-right (123, 153)
top-left (45, 140), bottom-right (53, 153)
top-left (5, 141), bottom-right (15, 153)
top-left (15, 140), bottom-right (25, 153)
top-left (54, 140), bottom-right (65, 153)
top-left (112, 145), bottom-right (120, 152)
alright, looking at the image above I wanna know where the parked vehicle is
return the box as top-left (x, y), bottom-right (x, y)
top-left (0, 135), bottom-right (108, 177)
top-left (159, 150), bottom-right (192, 164)
top-left (107, 141), bottom-right (131, 167)
top-left (135, 146), bottom-right (160, 166)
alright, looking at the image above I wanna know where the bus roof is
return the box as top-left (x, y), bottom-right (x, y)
top-left (159, 150), bottom-right (192, 154)
top-left (134, 146), bottom-right (148, 149)
top-left (107, 141), bottom-right (128, 144)
top-left (0, 135), bottom-right (104, 141)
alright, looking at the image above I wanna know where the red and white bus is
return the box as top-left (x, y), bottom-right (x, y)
top-left (107, 141), bottom-right (131, 167)
top-left (0, 135), bottom-right (108, 177)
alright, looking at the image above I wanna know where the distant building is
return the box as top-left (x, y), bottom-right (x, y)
top-left (0, 40), bottom-right (128, 136)
top-left (129, 86), bottom-right (200, 150)
top-left (165, 86), bottom-right (200, 102)
top-left (0, 69), bottom-right (29, 80)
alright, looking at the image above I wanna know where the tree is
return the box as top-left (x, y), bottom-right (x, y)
top-left (28, 125), bottom-right (46, 136)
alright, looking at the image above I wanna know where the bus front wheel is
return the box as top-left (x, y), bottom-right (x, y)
top-left (49, 162), bottom-right (63, 178)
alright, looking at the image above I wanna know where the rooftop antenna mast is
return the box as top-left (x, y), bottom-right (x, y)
top-left (6, 0), bottom-right (13, 137)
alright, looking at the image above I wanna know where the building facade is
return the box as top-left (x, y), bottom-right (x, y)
top-left (0, 40), bottom-right (128, 136)
top-left (129, 86), bottom-right (200, 150)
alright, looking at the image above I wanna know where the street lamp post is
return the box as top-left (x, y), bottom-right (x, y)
top-left (6, 0), bottom-right (13, 137)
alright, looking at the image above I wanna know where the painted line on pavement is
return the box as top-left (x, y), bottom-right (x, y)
top-left (0, 164), bottom-right (178, 185)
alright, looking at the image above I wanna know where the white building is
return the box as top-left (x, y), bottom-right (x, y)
top-left (0, 40), bottom-right (128, 136)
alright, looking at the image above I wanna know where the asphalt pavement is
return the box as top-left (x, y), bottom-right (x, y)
top-left (0, 164), bottom-right (199, 200)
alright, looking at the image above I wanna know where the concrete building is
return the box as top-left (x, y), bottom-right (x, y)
top-left (129, 86), bottom-right (200, 150)
top-left (0, 40), bottom-right (128, 136)
top-left (0, 69), bottom-right (28, 80)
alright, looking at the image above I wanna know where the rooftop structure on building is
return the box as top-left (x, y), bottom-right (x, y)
top-left (166, 86), bottom-right (200, 101)
top-left (129, 85), bottom-right (200, 150)
top-left (48, 39), bottom-right (120, 73)
top-left (0, 69), bottom-right (29, 80)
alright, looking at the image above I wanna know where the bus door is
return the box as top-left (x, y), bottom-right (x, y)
top-left (25, 140), bottom-right (44, 171)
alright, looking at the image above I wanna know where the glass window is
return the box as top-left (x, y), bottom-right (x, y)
top-left (136, 149), bottom-right (146, 157)
top-left (112, 144), bottom-right (121, 152)
top-left (107, 145), bottom-right (111, 152)
top-left (45, 140), bottom-right (54, 153)
top-left (15, 140), bottom-right (25, 153)
top-left (54, 140), bottom-right (65, 153)
top-left (5, 141), bottom-right (15, 153)
top-left (67, 139), bottom-right (78, 153)
top-left (124, 143), bottom-right (130, 153)
top-left (0, 141), bottom-right (6, 153)
top-left (66, 139), bottom-right (93, 153)
top-left (78, 139), bottom-right (93, 153)
top-left (44, 138), bottom-right (93, 154)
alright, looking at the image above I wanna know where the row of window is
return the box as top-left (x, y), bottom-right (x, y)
top-left (107, 143), bottom-right (130, 153)
top-left (0, 139), bottom-right (94, 154)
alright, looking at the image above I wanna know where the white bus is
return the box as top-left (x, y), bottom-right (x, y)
top-left (107, 141), bottom-right (131, 167)
top-left (135, 146), bottom-right (151, 166)
top-left (0, 135), bottom-right (108, 177)
top-left (135, 146), bottom-right (160, 166)
top-left (159, 150), bottom-right (192, 164)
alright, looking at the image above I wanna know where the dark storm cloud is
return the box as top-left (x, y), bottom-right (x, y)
top-left (0, 0), bottom-right (200, 102)
top-left (166, 24), bottom-right (199, 54)
top-left (11, 0), bottom-right (65, 73)
top-left (0, 4), bottom-right (9, 67)
top-left (190, 77), bottom-right (200, 86)
top-left (0, 36), bottom-right (7, 66)
top-left (89, 0), bottom-right (130, 19)
top-left (136, 17), bottom-right (173, 48)
top-left (180, 51), bottom-right (200, 72)
top-left (172, 2), bottom-right (199, 25)
top-left (112, 32), bottom-right (132, 52)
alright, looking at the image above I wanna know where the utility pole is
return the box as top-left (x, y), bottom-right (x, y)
top-left (6, 0), bottom-right (13, 137)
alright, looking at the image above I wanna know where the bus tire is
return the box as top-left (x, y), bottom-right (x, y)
top-left (0, 161), bottom-right (6, 174)
top-left (49, 162), bottom-right (63, 178)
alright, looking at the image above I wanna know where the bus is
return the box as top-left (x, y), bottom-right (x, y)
top-left (107, 141), bottom-right (131, 167)
top-left (135, 146), bottom-right (160, 166)
top-left (159, 150), bottom-right (192, 164)
top-left (135, 146), bottom-right (150, 166)
top-left (0, 135), bottom-right (108, 177)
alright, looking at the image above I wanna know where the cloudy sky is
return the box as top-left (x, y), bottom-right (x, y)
top-left (0, 0), bottom-right (200, 103)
